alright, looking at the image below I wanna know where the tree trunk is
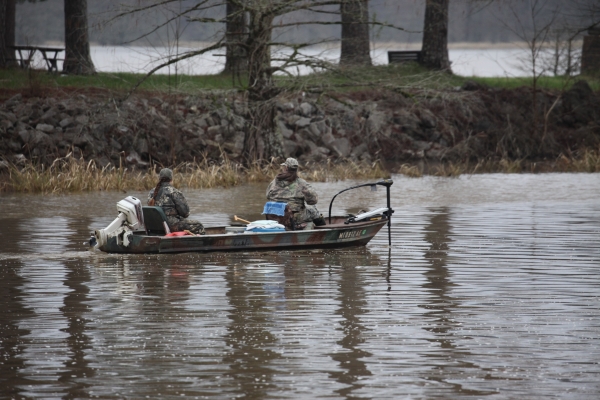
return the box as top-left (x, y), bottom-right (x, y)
top-left (581, 33), bottom-right (600, 75)
top-left (63, 0), bottom-right (95, 75)
top-left (247, 9), bottom-right (274, 102)
top-left (421, 0), bottom-right (451, 71)
top-left (340, 0), bottom-right (372, 66)
top-left (0, 0), bottom-right (17, 68)
top-left (223, 0), bottom-right (248, 75)
top-left (244, 7), bottom-right (284, 161)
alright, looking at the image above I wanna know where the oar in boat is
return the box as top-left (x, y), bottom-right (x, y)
top-left (234, 215), bottom-right (251, 224)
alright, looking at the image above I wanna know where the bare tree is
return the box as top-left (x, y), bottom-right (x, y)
top-left (63, 0), bottom-right (95, 75)
top-left (0, 0), bottom-right (17, 68)
top-left (421, 0), bottom-right (451, 71)
top-left (340, 0), bottom-right (371, 66)
top-left (513, 0), bottom-right (600, 77)
top-left (494, 0), bottom-right (561, 148)
top-left (112, 0), bottom-right (404, 161)
top-left (224, 0), bottom-right (248, 75)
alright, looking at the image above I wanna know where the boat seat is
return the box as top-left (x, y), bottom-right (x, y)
top-left (142, 206), bottom-right (169, 235)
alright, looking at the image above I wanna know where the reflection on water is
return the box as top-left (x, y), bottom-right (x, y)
top-left (328, 252), bottom-right (373, 398)
top-left (421, 208), bottom-right (491, 397)
top-left (1, 173), bottom-right (600, 399)
top-left (0, 259), bottom-right (33, 398)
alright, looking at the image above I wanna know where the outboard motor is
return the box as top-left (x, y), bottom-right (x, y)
top-left (93, 196), bottom-right (145, 249)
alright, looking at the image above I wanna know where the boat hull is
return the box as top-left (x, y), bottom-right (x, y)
top-left (98, 218), bottom-right (387, 254)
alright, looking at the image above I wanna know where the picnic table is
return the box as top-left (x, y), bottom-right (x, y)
top-left (9, 45), bottom-right (65, 73)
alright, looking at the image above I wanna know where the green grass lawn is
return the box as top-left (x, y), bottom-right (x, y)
top-left (1, 63), bottom-right (598, 97)
top-left (0, 68), bottom-right (241, 94)
top-left (471, 75), bottom-right (600, 91)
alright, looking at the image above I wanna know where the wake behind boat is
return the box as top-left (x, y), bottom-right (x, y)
top-left (90, 180), bottom-right (394, 254)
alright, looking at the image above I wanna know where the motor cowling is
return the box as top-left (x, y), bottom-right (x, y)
top-left (116, 196), bottom-right (144, 230)
top-left (93, 196), bottom-right (145, 249)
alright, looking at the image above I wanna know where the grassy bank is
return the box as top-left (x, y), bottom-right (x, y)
top-left (1, 64), bottom-right (599, 99)
top-left (471, 75), bottom-right (600, 91)
top-left (1, 150), bottom-right (598, 194)
top-left (1, 64), bottom-right (599, 194)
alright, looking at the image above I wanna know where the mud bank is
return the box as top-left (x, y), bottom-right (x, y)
top-left (1, 80), bottom-right (598, 170)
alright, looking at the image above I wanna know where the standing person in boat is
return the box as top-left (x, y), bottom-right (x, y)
top-left (266, 158), bottom-right (320, 230)
top-left (147, 168), bottom-right (205, 235)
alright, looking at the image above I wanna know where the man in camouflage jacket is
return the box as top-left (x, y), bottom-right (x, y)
top-left (266, 158), bottom-right (320, 229)
top-left (148, 168), bottom-right (205, 235)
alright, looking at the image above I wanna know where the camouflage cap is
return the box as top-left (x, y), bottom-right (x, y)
top-left (159, 168), bottom-right (173, 180)
top-left (281, 157), bottom-right (299, 170)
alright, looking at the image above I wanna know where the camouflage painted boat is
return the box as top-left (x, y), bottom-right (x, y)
top-left (91, 180), bottom-right (394, 254)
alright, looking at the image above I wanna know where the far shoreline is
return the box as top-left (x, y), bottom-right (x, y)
top-left (34, 40), bottom-right (579, 51)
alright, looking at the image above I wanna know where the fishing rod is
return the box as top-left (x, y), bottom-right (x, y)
top-left (327, 179), bottom-right (394, 246)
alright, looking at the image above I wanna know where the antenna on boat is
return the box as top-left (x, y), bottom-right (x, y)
top-left (327, 179), bottom-right (394, 246)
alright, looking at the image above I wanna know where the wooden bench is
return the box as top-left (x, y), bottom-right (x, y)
top-left (388, 51), bottom-right (422, 64)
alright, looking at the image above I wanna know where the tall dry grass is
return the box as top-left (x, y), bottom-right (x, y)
top-left (555, 149), bottom-right (600, 173)
top-left (0, 154), bottom-right (390, 194)
top-left (391, 151), bottom-right (600, 178)
top-left (3, 150), bottom-right (597, 194)
top-left (3, 155), bottom-right (153, 193)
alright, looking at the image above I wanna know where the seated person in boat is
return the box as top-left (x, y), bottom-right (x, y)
top-left (265, 158), bottom-right (320, 230)
top-left (147, 168), bottom-right (205, 235)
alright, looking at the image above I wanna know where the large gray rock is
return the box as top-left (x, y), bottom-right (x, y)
top-left (5, 94), bottom-right (22, 109)
top-left (331, 137), bottom-right (351, 157)
top-left (0, 111), bottom-right (17, 124)
top-left (59, 117), bottom-right (74, 128)
top-left (110, 138), bottom-right (122, 151)
top-left (276, 119), bottom-right (294, 139)
top-left (419, 109), bottom-right (437, 129)
top-left (392, 109), bottom-right (421, 136)
top-left (73, 133), bottom-right (94, 149)
top-left (299, 102), bottom-right (313, 116)
top-left (19, 130), bottom-right (52, 147)
top-left (295, 117), bottom-right (312, 128)
top-left (1, 119), bottom-right (13, 130)
top-left (233, 131), bottom-right (246, 154)
top-left (207, 125), bottom-right (224, 138)
top-left (40, 109), bottom-right (58, 125)
top-left (366, 110), bottom-right (387, 136)
top-left (350, 143), bottom-right (368, 159)
top-left (35, 123), bottom-right (54, 133)
top-left (321, 131), bottom-right (335, 146)
top-left (75, 115), bottom-right (89, 125)
top-left (283, 139), bottom-right (300, 156)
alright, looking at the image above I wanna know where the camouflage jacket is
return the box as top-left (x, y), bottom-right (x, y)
top-left (147, 183), bottom-right (190, 219)
top-left (266, 177), bottom-right (318, 213)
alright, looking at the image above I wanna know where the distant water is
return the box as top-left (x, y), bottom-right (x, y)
top-left (24, 45), bottom-right (532, 77)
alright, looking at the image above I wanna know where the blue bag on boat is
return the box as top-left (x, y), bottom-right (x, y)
top-left (262, 201), bottom-right (287, 216)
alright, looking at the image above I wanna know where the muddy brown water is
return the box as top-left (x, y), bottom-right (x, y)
top-left (1, 173), bottom-right (599, 399)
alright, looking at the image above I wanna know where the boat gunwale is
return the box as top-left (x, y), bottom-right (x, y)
top-left (133, 217), bottom-right (388, 240)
